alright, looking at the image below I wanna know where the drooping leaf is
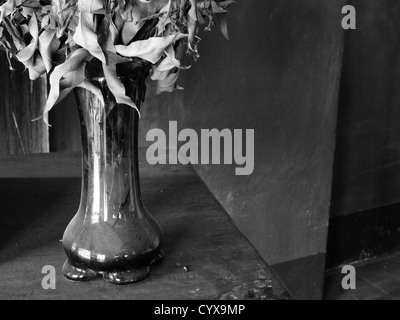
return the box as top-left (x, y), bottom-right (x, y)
top-left (155, 68), bottom-right (182, 94)
top-left (78, 79), bottom-right (105, 107)
top-left (17, 14), bottom-right (39, 63)
top-left (102, 52), bottom-right (139, 114)
top-left (42, 48), bottom-right (90, 121)
top-left (115, 33), bottom-right (187, 64)
top-left (38, 28), bottom-right (60, 72)
top-left (215, 12), bottom-right (229, 40)
top-left (73, 11), bottom-right (106, 63)
top-left (0, 0), bottom-right (17, 23)
top-left (77, 0), bottom-right (105, 14)
top-left (25, 51), bottom-right (46, 80)
top-left (151, 43), bottom-right (189, 81)
top-left (16, 12), bottom-right (42, 79)
top-left (120, 19), bottom-right (144, 45)
top-left (187, 0), bottom-right (197, 52)
top-left (55, 60), bottom-right (87, 106)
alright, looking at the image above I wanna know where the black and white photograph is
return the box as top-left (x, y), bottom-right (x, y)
top-left (0, 0), bottom-right (398, 304)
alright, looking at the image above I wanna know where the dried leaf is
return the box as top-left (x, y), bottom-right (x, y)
top-left (16, 12), bottom-right (38, 63)
top-left (0, 0), bottom-right (17, 23)
top-left (73, 11), bottom-right (106, 63)
top-left (42, 48), bottom-right (90, 121)
top-left (155, 68), bottom-right (182, 94)
top-left (38, 28), bottom-right (60, 72)
top-left (102, 52), bottom-right (139, 114)
top-left (0, 0), bottom-right (235, 121)
top-left (77, 0), bottom-right (105, 14)
top-left (115, 33), bottom-right (187, 64)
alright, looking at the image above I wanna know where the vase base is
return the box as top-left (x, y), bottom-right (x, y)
top-left (62, 259), bottom-right (98, 282)
top-left (62, 251), bottom-right (164, 285)
top-left (102, 266), bottom-right (150, 285)
top-left (151, 250), bottom-right (164, 266)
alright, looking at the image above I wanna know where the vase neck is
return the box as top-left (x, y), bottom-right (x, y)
top-left (74, 82), bottom-right (142, 224)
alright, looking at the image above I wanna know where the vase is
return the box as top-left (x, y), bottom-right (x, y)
top-left (61, 73), bottom-right (164, 285)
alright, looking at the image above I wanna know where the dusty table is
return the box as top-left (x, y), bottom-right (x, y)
top-left (0, 153), bottom-right (292, 300)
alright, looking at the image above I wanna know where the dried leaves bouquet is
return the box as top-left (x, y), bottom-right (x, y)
top-left (0, 0), bottom-right (234, 119)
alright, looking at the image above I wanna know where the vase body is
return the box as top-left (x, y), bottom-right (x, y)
top-left (62, 77), bottom-right (163, 285)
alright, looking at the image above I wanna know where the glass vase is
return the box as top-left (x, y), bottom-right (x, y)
top-left (62, 76), bottom-right (164, 285)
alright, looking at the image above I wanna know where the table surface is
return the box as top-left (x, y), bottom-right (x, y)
top-left (0, 152), bottom-right (292, 300)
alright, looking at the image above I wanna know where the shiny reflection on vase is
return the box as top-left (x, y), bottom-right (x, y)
top-left (62, 77), bottom-right (163, 285)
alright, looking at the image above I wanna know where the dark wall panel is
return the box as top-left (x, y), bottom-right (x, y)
top-left (180, 0), bottom-right (344, 266)
top-left (331, 0), bottom-right (400, 218)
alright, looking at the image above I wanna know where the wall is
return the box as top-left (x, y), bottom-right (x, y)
top-left (176, 0), bottom-right (345, 299)
top-left (327, 0), bottom-right (400, 267)
top-left (331, 0), bottom-right (400, 218)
